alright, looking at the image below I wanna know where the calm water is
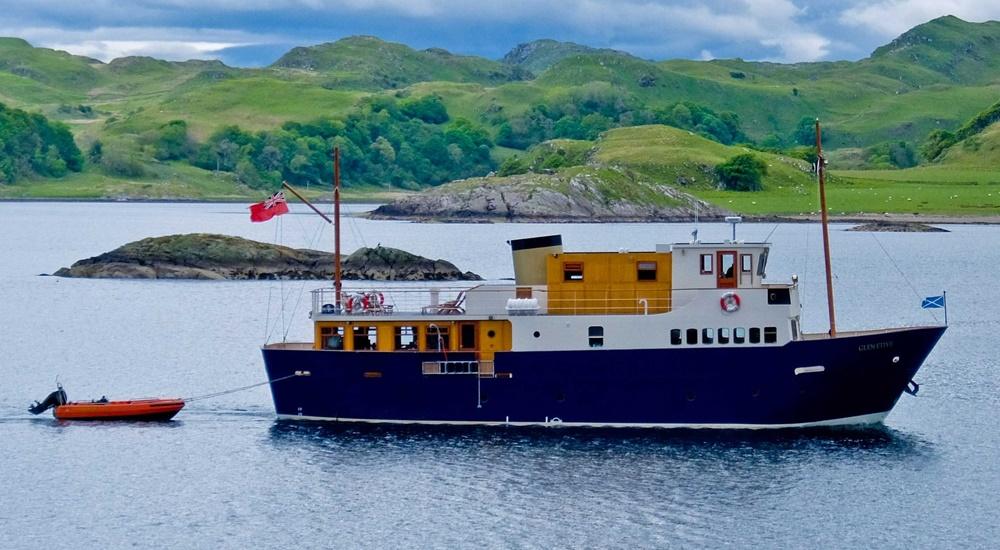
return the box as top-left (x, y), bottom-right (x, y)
top-left (1, 202), bottom-right (996, 548)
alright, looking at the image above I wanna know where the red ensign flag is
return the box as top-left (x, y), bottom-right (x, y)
top-left (249, 191), bottom-right (290, 222)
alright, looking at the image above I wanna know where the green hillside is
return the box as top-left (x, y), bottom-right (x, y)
top-left (497, 125), bottom-right (1000, 217)
top-left (501, 39), bottom-right (630, 73)
top-left (0, 17), bottom-right (998, 214)
top-left (271, 36), bottom-right (531, 89)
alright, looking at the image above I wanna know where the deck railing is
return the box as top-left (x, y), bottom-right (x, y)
top-left (310, 285), bottom-right (680, 318)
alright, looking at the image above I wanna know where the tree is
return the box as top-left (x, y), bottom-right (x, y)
top-left (715, 154), bottom-right (768, 191)
top-left (920, 129), bottom-right (956, 162)
top-left (401, 95), bottom-right (449, 124)
top-left (793, 116), bottom-right (818, 146)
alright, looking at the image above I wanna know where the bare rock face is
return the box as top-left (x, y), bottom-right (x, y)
top-left (371, 172), bottom-right (727, 222)
top-left (847, 221), bottom-right (949, 232)
top-left (52, 234), bottom-right (481, 280)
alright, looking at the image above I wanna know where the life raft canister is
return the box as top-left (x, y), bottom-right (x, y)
top-left (720, 292), bottom-right (741, 313)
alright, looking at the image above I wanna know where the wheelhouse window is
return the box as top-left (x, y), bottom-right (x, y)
top-left (717, 327), bottom-right (731, 344)
top-left (702, 328), bottom-right (715, 344)
top-left (686, 328), bottom-right (698, 345)
top-left (459, 323), bottom-right (477, 350)
top-left (637, 261), bottom-right (657, 281)
top-left (749, 327), bottom-right (761, 344)
top-left (670, 329), bottom-right (682, 345)
top-left (764, 326), bottom-right (778, 344)
top-left (425, 325), bottom-right (450, 351)
top-left (564, 262), bottom-right (584, 281)
top-left (741, 254), bottom-right (753, 273)
top-left (588, 326), bottom-right (604, 348)
top-left (700, 254), bottom-right (713, 274)
top-left (321, 326), bottom-right (344, 350)
top-left (353, 326), bottom-right (377, 350)
top-left (394, 326), bottom-right (419, 351)
top-left (733, 327), bottom-right (746, 344)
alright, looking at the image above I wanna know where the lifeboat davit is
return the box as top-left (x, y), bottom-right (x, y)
top-left (29, 385), bottom-right (184, 421)
top-left (54, 398), bottom-right (185, 421)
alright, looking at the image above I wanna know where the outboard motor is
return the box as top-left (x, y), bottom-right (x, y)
top-left (29, 384), bottom-right (67, 415)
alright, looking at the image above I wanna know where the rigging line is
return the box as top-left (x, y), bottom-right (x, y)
top-left (282, 219), bottom-right (326, 341)
top-left (278, 216), bottom-right (286, 342)
top-left (183, 373), bottom-right (300, 402)
top-left (866, 230), bottom-right (940, 323)
top-left (763, 223), bottom-right (780, 243)
top-left (263, 217), bottom-right (282, 343)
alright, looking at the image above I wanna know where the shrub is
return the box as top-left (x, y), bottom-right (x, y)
top-left (715, 153), bottom-right (767, 191)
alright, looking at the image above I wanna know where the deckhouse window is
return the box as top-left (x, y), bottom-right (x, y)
top-left (637, 261), bottom-right (657, 281)
top-left (734, 327), bottom-right (746, 344)
top-left (749, 327), bottom-right (761, 344)
top-left (353, 326), bottom-right (377, 350)
top-left (702, 328), bottom-right (715, 344)
top-left (764, 326), bottom-right (778, 344)
top-left (700, 254), bottom-right (713, 274)
top-left (564, 262), bottom-right (584, 281)
top-left (670, 329), bottom-right (682, 345)
top-left (321, 326), bottom-right (344, 350)
top-left (394, 326), bottom-right (419, 351)
top-left (686, 328), bottom-right (698, 345)
top-left (588, 326), bottom-right (604, 348)
top-left (426, 325), bottom-right (450, 351)
top-left (718, 327), bottom-right (731, 344)
top-left (741, 254), bottom-right (752, 273)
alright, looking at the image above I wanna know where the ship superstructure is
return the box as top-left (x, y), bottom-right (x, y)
top-left (262, 234), bottom-right (944, 428)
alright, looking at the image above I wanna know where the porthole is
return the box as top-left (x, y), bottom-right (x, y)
top-left (487, 330), bottom-right (496, 338)
top-left (533, 331), bottom-right (541, 338)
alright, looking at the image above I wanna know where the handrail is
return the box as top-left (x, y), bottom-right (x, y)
top-left (309, 285), bottom-right (792, 318)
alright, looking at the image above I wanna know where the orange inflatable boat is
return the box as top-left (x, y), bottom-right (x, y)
top-left (54, 398), bottom-right (185, 421)
top-left (29, 385), bottom-right (184, 421)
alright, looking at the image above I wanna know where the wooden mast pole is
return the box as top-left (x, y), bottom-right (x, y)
top-left (816, 119), bottom-right (837, 337)
top-left (333, 147), bottom-right (342, 310)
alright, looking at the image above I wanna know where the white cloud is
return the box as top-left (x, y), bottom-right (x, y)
top-left (47, 40), bottom-right (244, 62)
top-left (840, 0), bottom-right (1000, 37)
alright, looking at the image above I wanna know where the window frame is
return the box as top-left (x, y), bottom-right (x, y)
top-left (563, 262), bottom-right (584, 281)
top-left (700, 254), bottom-right (713, 275)
top-left (741, 254), bottom-right (753, 273)
top-left (636, 261), bottom-right (658, 281)
top-left (588, 325), bottom-right (604, 348)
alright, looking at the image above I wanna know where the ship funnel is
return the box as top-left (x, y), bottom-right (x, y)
top-left (509, 235), bottom-right (562, 285)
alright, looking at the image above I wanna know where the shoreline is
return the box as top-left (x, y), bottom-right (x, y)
top-left (2, 198), bottom-right (996, 224)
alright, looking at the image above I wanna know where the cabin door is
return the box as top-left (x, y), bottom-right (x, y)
top-left (716, 251), bottom-right (737, 288)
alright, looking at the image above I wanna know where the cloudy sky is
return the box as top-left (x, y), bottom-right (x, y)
top-left (4, 0), bottom-right (999, 66)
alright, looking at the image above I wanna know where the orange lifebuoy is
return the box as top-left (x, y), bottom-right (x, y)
top-left (720, 292), bottom-right (740, 313)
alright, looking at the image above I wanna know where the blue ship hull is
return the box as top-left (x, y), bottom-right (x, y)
top-left (262, 326), bottom-right (945, 428)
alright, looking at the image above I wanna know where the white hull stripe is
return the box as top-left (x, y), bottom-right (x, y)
top-left (275, 411), bottom-right (889, 429)
top-left (794, 365), bottom-right (826, 375)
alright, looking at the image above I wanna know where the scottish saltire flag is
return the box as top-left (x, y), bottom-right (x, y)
top-left (921, 295), bottom-right (945, 309)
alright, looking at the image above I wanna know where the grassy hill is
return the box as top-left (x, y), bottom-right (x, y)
top-left (0, 16), bottom-right (998, 214)
top-left (495, 125), bottom-right (1000, 217)
top-left (271, 36), bottom-right (531, 89)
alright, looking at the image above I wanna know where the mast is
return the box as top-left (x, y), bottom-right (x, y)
top-left (815, 119), bottom-right (837, 337)
top-left (333, 147), bottom-right (342, 310)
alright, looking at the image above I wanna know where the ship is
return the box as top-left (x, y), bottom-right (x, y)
top-left (261, 126), bottom-right (946, 429)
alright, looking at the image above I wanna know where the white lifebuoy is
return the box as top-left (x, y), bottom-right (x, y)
top-left (720, 292), bottom-right (741, 313)
top-left (377, 291), bottom-right (384, 305)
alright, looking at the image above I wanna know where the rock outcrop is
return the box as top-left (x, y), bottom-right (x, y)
top-left (847, 221), bottom-right (949, 232)
top-left (52, 234), bottom-right (481, 280)
top-left (371, 172), bottom-right (727, 222)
